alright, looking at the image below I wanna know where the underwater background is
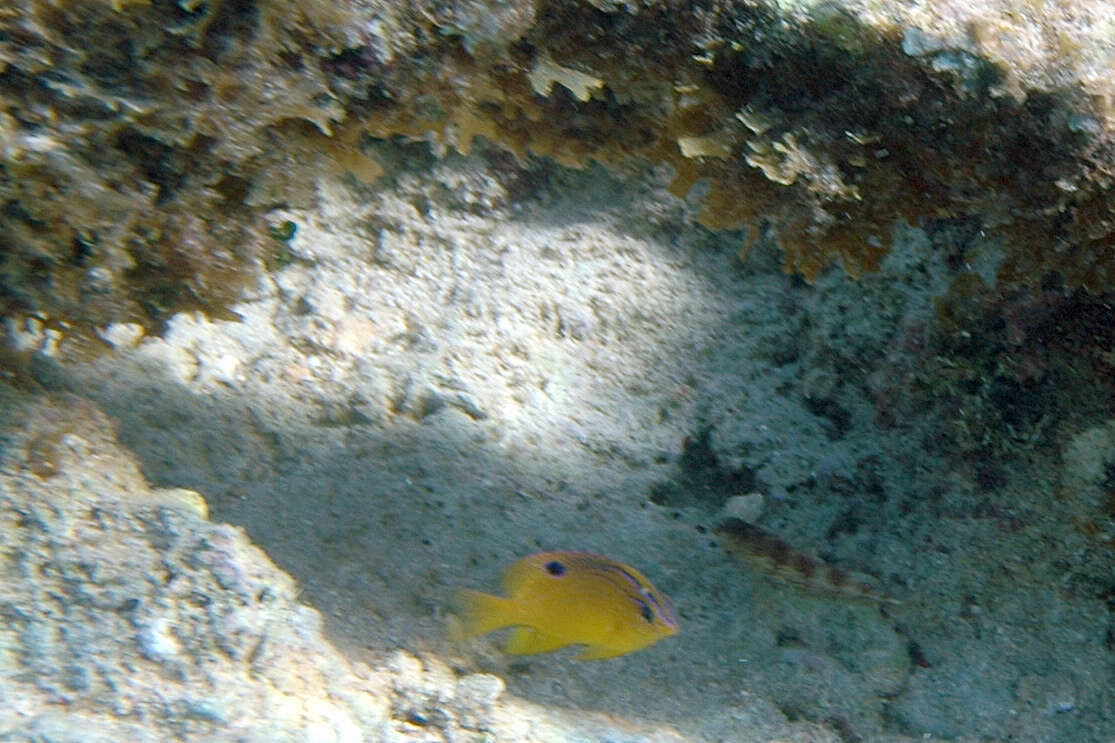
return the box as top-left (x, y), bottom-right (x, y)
top-left (2, 0), bottom-right (1114, 741)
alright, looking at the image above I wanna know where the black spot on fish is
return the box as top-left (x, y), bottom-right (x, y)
top-left (636, 599), bottom-right (653, 623)
top-left (545, 560), bottom-right (566, 576)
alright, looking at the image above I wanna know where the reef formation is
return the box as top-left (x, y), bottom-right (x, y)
top-left (3, 0), bottom-right (1115, 357)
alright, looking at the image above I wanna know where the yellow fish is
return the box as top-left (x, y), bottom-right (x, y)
top-left (456, 551), bottom-right (679, 660)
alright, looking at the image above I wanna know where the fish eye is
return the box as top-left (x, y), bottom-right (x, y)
top-left (636, 599), bottom-right (654, 623)
top-left (544, 560), bottom-right (566, 576)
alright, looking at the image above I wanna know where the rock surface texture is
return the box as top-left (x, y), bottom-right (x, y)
top-left (2, 0), bottom-right (1114, 741)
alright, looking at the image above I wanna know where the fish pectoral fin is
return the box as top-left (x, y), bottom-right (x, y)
top-left (574, 644), bottom-right (629, 661)
top-left (504, 627), bottom-right (570, 655)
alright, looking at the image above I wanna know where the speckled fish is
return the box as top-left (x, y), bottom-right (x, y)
top-left (456, 551), bottom-right (679, 660)
top-left (714, 518), bottom-right (901, 605)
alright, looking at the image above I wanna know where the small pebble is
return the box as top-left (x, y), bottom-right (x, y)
top-left (721, 492), bottom-right (765, 523)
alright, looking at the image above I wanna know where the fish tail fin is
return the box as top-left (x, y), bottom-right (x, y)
top-left (455, 589), bottom-right (519, 638)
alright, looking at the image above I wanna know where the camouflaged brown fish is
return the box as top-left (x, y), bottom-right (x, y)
top-left (713, 518), bottom-right (901, 605)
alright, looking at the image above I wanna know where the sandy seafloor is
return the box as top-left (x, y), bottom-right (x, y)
top-left (11, 143), bottom-right (1115, 742)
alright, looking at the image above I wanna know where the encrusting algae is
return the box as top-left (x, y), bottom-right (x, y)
top-left (456, 551), bottom-right (679, 660)
top-left (5, 0), bottom-right (1115, 373)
